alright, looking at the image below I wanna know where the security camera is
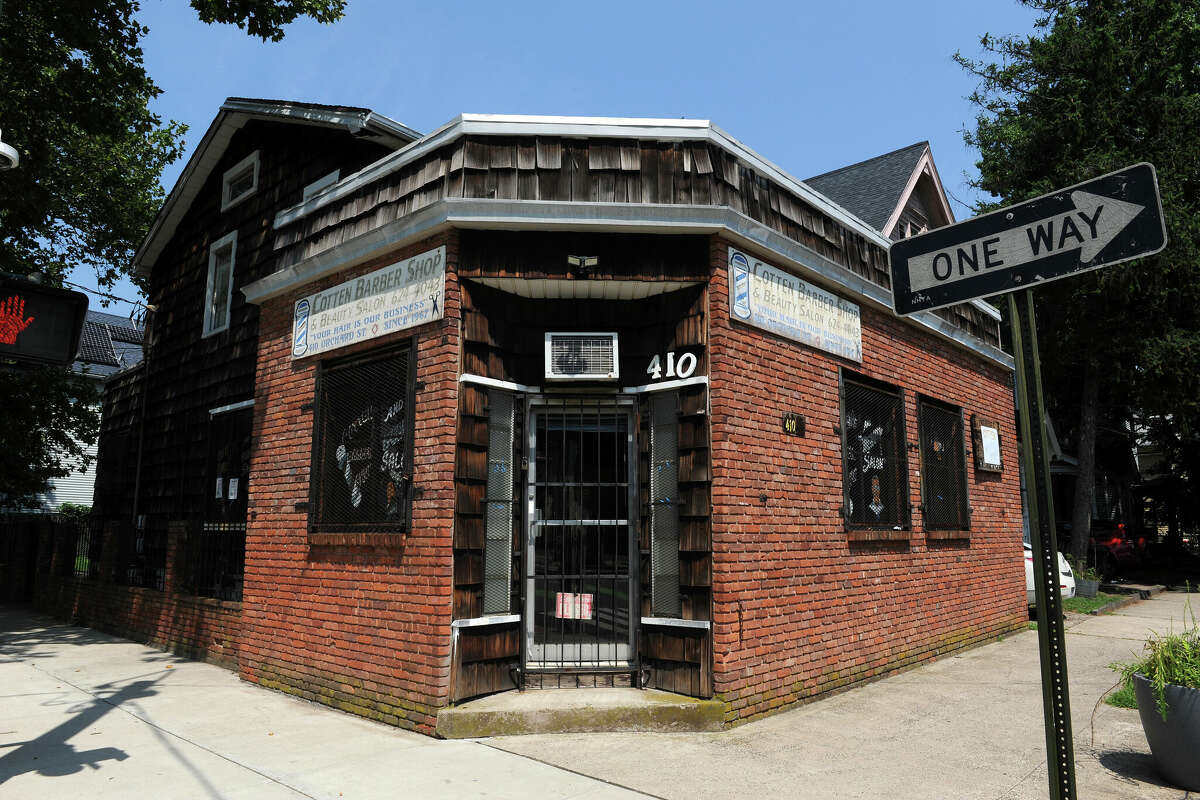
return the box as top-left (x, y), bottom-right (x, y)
top-left (0, 130), bottom-right (19, 171)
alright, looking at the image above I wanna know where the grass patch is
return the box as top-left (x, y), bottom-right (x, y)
top-left (1062, 592), bottom-right (1122, 615)
top-left (1106, 677), bottom-right (1138, 709)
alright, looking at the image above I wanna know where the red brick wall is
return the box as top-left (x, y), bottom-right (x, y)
top-left (707, 236), bottom-right (1027, 725)
top-left (36, 520), bottom-right (242, 668)
top-left (240, 232), bottom-right (460, 735)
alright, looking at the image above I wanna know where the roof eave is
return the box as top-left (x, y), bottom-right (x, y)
top-left (132, 99), bottom-right (421, 278)
top-left (271, 114), bottom-right (893, 251)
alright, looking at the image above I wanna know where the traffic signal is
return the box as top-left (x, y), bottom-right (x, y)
top-left (0, 275), bottom-right (89, 366)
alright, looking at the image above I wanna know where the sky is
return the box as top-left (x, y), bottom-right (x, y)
top-left (74, 0), bottom-right (1043, 318)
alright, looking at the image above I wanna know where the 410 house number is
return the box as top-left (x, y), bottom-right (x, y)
top-left (646, 351), bottom-right (698, 381)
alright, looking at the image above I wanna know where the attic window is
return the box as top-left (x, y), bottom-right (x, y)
top-left (221, 151), bottom-right (260, 211)
top-left (302, 170), bottom-right (340, 202)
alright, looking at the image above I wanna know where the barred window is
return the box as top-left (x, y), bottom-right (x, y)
top-left (841, 375), bottom-right (908, 528)
top-left (918, 398), bottom-right (970, 530)
top-left (312, 342), bottom-right (415, 530)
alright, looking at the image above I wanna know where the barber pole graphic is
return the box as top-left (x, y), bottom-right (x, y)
top-left (292, 298), bottom-right (310, 357)
top-left (730, 251), bottom-right (752, 320)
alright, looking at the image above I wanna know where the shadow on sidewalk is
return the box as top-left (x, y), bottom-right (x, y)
top-left (0, 606), bottom-right (121, 663)
top-left (0, 675), bottom-right (161, 784)
top-left (1095, 749), bottom-right (1175, 792)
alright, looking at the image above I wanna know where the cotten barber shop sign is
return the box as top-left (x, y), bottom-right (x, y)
top-left (728, 247), bottom-right (862, 362)
top-left (291, 246), bottom-right (445, 359)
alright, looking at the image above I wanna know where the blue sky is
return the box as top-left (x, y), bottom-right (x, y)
top-left (77, 0), bottom-right (1042, 317)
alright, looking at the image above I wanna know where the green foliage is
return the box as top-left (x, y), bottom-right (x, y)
top-left (1105, 676), bottom-right (1138, 709)
top-left (58, 502), bottom-right (92, 520)
top-left (1066, 556), bottom-right (1100, 582)
top-left (958, 0), bottom-right (1200, 537)
top-left (189, 0), bottom-right (346, 41)
top-left (0, 0), bottom-right (186, 291)
top-left (0, 366), bottom-right (99, 506)
top-left (1111, 597), bottom-right (1200, 720)
top-left (1061, 591), bottom-right (1119, 615)
top-left (0, 1), bottom-right (341, 501)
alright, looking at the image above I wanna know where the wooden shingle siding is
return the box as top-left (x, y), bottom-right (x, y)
top-left (451, 238), bottom-right (713, 699)
top-left (273, 134), bottom-right (998, 348)
top-left (93, 122), bottom-right (391, 523)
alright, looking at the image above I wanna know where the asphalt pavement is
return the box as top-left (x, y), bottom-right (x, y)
top-left (2, 592), bottom-right (1196, 799)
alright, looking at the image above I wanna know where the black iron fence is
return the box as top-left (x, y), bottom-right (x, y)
top-left (112, 518), bottom-right (167, 590)
top-left (182, 522), bottom-right (245, 601)
top-left (72, 516), bottom-right (105, 579)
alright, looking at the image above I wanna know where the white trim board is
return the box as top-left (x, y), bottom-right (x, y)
top-left (243, 198), bottom-right (1013, 371)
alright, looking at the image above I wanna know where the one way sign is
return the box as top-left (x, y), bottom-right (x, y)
top-left (889, 163), bottom-right (1166, 316)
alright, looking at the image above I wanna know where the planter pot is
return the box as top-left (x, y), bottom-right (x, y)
top-left (1076, 578), bottom-right (1099, 598)
top-left (1133, 674), bottom-right (1200, 791)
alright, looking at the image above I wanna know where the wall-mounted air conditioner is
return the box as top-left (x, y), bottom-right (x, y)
top-left (544, 332), bottom-right (619, 381)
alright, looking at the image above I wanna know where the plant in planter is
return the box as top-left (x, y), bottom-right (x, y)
top-left (1111, 600), bottom-right (1200, 791)
top-left (1068, 557), bottom-right (1101, 598)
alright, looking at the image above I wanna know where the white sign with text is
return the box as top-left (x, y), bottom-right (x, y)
top-left (291, 246), bottom-right (445, 359)
top-left (728, 247), bottom-right (862, 362)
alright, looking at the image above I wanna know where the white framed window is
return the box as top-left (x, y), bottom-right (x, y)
top-left (221, 150), bottom-right (260, 211)
top-left (302, 169), bottom-right (340, 202)
top-left (203, 231), bottom-right (237, 337)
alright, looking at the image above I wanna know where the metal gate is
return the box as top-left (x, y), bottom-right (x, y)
top-left (525, 397), bottom-right (637, 669)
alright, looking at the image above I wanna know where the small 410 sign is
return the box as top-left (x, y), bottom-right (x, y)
top-left (889, 163), bottom-right (1166, 315)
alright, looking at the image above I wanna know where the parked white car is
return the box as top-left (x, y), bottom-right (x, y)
top-left (1024, 542), bottom-right (1076, 606)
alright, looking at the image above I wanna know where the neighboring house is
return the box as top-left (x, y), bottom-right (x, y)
top-left (41, 102), bottom-right (1026, 737)
top-left (806, 140), bottom-right (954, 240)
top-left (34, 310), bottom-right (144, 511)
top-left (806, 141), bottom-right (1002, 343)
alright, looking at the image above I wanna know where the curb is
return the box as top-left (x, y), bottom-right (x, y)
top-left (1084, 584), bottom-right (1165, 615)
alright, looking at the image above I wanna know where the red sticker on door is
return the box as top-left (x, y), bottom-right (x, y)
top-left (555, 592), bottom-right (594, 620)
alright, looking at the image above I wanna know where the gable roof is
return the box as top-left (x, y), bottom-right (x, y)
top-left (133, 98), bottom-right (421, 277)
top-left (76, 310), bottom-right (145, 379)
top-left (805, 142), bottom-right (930, 233)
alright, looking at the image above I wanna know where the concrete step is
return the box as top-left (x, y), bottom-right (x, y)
top-left (436, 687), bottom-right (724, 739)
top-left (1101, 582), bottom-right (1166, 599)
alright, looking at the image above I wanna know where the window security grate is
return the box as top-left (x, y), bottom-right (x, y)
top-left (842, 378), bottom-right (908, 528)
top-left (649, 392), bottom-right (680, 616)
top-left (313, 343), bottom-right (414, 529)
top-left (482, 390), bottom-right (516, 614)
top-left (919, 400), bottom-right (969, 530)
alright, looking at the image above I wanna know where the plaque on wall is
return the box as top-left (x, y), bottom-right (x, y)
top-left (972, 415), bottom-right (1003, 472)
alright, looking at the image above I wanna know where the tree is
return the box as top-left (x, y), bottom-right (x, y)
top-left (0, 0), bottom-right (347, 504)
top-left (190, 0), bottom-right (346, 42)
top-left (0, 368), bottom-right (98, 506)
top-left (957, 0), bottom-right (1200, 562)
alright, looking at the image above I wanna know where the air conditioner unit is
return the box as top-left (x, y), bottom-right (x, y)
top-left (544, 332), bottom-right (619, 381)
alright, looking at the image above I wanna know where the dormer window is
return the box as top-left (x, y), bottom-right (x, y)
top-left (221, 151), bottom-right (260, 211)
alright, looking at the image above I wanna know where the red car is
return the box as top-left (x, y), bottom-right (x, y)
top-left (1088, 521), bottom-right (1146, 580)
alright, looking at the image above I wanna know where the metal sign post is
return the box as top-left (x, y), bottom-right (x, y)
top-left (1010, 289), bottom-right (1076, 800)
top-left (888, 163), bottom-right (1168, 800)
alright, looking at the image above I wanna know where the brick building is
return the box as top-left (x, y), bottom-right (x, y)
top-left (39, 101), bottom-right (1027, 736)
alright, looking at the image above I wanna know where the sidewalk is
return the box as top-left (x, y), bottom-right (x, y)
top-left (0, 609), bottom-right (641, 800)
top-left (2, 593), bottom-right (1196, 799)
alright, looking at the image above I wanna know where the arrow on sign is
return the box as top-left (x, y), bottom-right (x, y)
top-left (889, 163), bottom-right (1167, 316)
top-left (906, 191), bottom-right (1145, 293)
